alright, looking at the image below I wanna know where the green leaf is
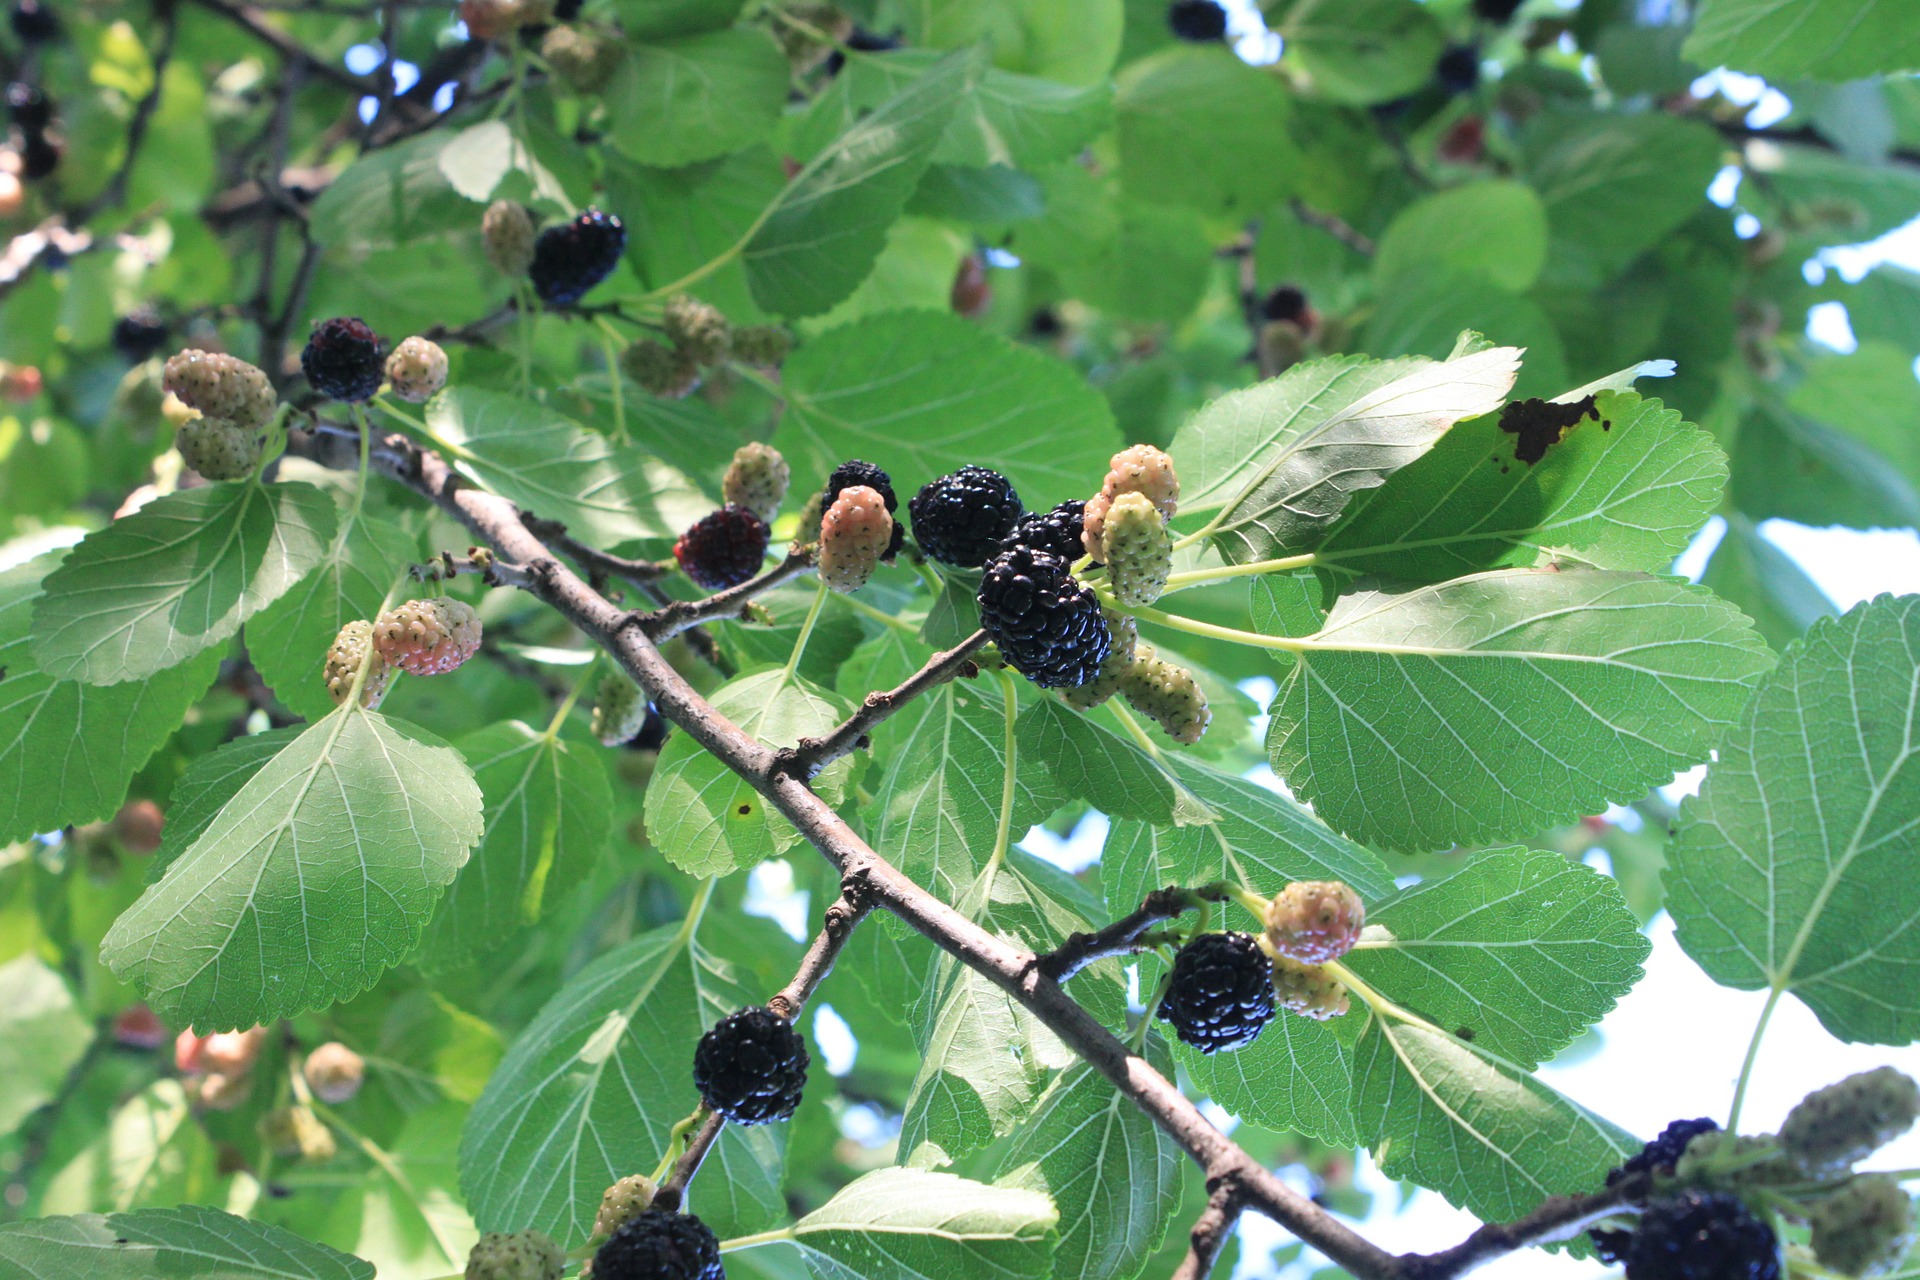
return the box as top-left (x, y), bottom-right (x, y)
top-left (1017, 699), bottom-right (1207, 828)
top-left (1316, 392), bottom-right (1726, 581)
top-left (1701, 513), bottom-right (1838, 651)
top-left (418, 722), bottom-right (612, 971)
top-left (744, 51), bottom-right (974, 317)
top-left (1352, 1018), bottom-right (1635, 1222)
top-left (1116, 45), bottom-right (1298, 217)
top-left (100, 708), bottom-right (484, 1030)
top-left (1269, 0), bottom-right (1447, 105)
top-left (309, 131), bottom-right (475, 254)
top-left (606, 29), bottom-right (788, 168)
top-left (1731, 403), bottom-right (1920, 531)
top-left (0, 1205), bottom-right (373, 1279)
top-left (245, 513), bottom-right (416, 722)
top-left (1179, 1007), bottom-right (1356, 1145)
top-left (1345, 847), bottom-right (1651, 1068)
top-left (1685, 0), bottom-right (1920, 80)
top-left (1788, 344), bottom-right (1920, 492)
top-left (991, 1058), bottom-right (1181, 1280)
top-left (1523, 113), bottom-right (1723, 285)
top-left (1667, 596), bottom-right (1920, 1044)
top-left (31, 481), bottom-right (337, 685)
top-left (1170, 346), bottom-right (1522, 564)
top-left (1361, 274), bottom-right (1569, 402)
top-left (422, 388), bottom-right (710, 546)
top-left (872, 676), bottom-right (1063, 909)
top-left (606, 148), bottom-right (785, 323)
top-left (787, 1168), bottom-right (1058, 1280)
top-left (1099, 756), bottom-right (1398, 912)
top-left (0, 956), bottom-right (92, 1137)
top-left (1011, 165), bottom-right (1213, 323)
top-left (609, 0), bottom-right (742, 41)
top-left (147, 727), bottom-right (304, 880)
top-left (1373, 182), bottom-right (1549, 295)
top-left (460, 917), bottom-right (783, 1245)
top-left (775, 309), bottom-right (1122, 505)
top-left (1268, 569), bottom-right (1775, 851)
top-left (644, 668), bottom-right (854, 878)
top-left (907, 0), bottom-right (1122, 85)
top-left (0, 554), bottom-right (223, 844)
top-left (35, 1081), bottom-right (222, 1214)
top-left (316, 1098), bottom-right (474, 1276)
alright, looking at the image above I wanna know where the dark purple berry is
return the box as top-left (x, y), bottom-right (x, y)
top-left (1167, 0), bottom-right (1228, 41)
top-left (674, 505), bottom-right (770, 590)
top-left (908, 465), bottom-right (1024, 567)
top-left (977, 545), bottom-right (1110, 688)
top-left (593, 1210), bottom-right (724, 1280)
top-left (300, 317), bottom-right (385, 402)
top-left (1157, 931), bottom-right (1276, 1054)
top-left (692, 1006), bottom-right (808, 1125)
top-left (528, 207), bottom-right (626, 306)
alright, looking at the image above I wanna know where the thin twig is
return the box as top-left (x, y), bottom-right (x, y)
top-left (188, 0), bottom-right (379, 93)
top-left (1037, 884), bottom-right (1225, 984)
top-left (1290, 198), bottom-right (1375, 257)
top-left (643, 551), bottom-right (817, 641)
top-left (1173, 1177), bottom-right (1244, 1280)
top-left (1400, 1184), bottom-right (1635, 1280)
top-left (779, 629), bottom-right (990, 779)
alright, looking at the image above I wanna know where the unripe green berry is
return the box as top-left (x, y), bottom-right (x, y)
top-left (1784, 1068), bottom-right (1920, 1173)
top-left (593, 1172), bottom-right (659, 1239)
top-left (176, 416), bottom-right (263, 481)
top-left (731, 325), bottom-right (793, 368)
top-left (723, 442), bottom-right (790, 525)
top-left (541, 23), bottom-right (624, 93)
top-left (324, 620), bottom-right (394, 710)
top-left (384, 336), bottom-right (448, 403)
top-left (1812, 1175), bottom-right (1914, 1276)
top-left (1101, 491), bottom-right (1171, 607)
top-left (1063, 610), bottom-right (1138, 710)
top-left (1119, 643), bottom-right (1210, 744)
top-left (465, 1230), bottom-right (564, 1280)
top-left (482, 200), bottom-right (537, 277)
top-left (162, 349), bottom-right (277, 428)
top-left (1272, 955), bottom-right (1349, 1020)
top-left (662, 294), bottom-right (732, 366)
top-left (592, 674), bottom-right (649, 747)
top-left (620, 339), bottom-right (701, 399)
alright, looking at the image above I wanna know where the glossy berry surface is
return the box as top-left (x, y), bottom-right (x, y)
top-left (1609, 1117), bottom-right (1720, 1186)
top-left (593, 1211), bottom-right (723, 1280)
top-left (977, 545), bottom-right (1111, 688)
top-left (1002, 500), bottom-right (1089, 563)
top-left (301, 317), bottom-right (385, 402)
top-left (1157, 932), bottom-right (1276, 1054)
top-left (528, 207), bottom-right (626, 305)
top-left (692, 1006), bottom-right (809, 1125)
top-left (674, 505), bottom-right (770, 591)
top-left (908, 465), bottom-right (1024, 567)
top-left (1625, 1190), bottom-right (1780, 1280)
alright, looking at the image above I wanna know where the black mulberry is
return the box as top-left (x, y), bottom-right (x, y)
top-left (1001, 500), bottom-right (1087, 563)
top-left (909, 465), bottom-right (1025, 567)
top-left (592, 1210), bottom-right (724, 1280)
top-left (1167, 0), bottom-right (1228, 41)
top-left (692, 1006), bottom-right (808, 1126)
top-left (977, 545), bottom-right (1110, 688)
top-left (529, 207), bottom-right (626, 306)
top-left (1157, 932), bottom-right (1275, 1054)
top-left (674, 505), bottom-right (770, 591)
top-left (1626, 1190), bottom-right (1780, 1280)
top-left (301, 317), bottom-right (385, 402)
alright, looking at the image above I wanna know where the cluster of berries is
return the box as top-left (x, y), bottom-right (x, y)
top-left (621, 295), bottom-right (790, 401)
top-left (324, 599), bottom-right (484, 710)
top-left (1157, 881), bottom-right (1365, 1053)
top-left (301, 316), bottom-right (449, 404)
top-left (1590, 1068), bottom-right (1920, 1279)
top-left (484, 201), bottom-right (628, 307)
top-left (162, 349), bottom-right (280, 481)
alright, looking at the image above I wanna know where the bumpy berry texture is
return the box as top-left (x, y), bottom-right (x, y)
top-left (593, 1211), bottom-right (724, 1280)
top-left (1625, 1190), bottom-right (1780, 1280)
top-left (1167, 0), bottom-right (1227, 40)
top-left (1782, 1068), bottom-right (1920, 1173)
top-left (302, 1042), bottom-right (365, 1104)
top-left (163, 349), bottom-right (277, 428)
top-left (1084, 443), bottom-right (1179, 558)
top-left (674, 505), bottom-right (770, 590)
top-left (529, 207), bottom-right (626, 306)
top-left (692, 1006), bottom-right (809, 1125)
top-left (722, 442), bottom-right (790, 524)
top-left (482, 200), bottom-right (537, 277)
top-left (819, 485), bottom-right (892, 594)
top-left (176, 417), bottom-right (263, 482)
top-left (621, 339), bottom-right (702, 399)
top-left (663, 294), bottom-right (732, 365)
top-left (302, 317), bottom-right (386, 403)
top-left (731, 324), bottom-right (794, 368)
top-left (825, 459), bottom-right (903, 560)
top-left (1062, 610), bottom-right (1139, 711)
top-left (465, 1229), bottom-right (565, 1280)
top-left (1609, 1118), bottom-right (1720, 1187)
top-left (541, 23), bottom-right (624, 92)
top-left (978, 545), bottom-right (1112, 689)
top-left (385, 336), bottom-right (448, 403)
top-left (1810, 1174), bottom-right (1913, 1277)
top-left (325, 620), bottom-right (395, 709)
top-left (1119, 644), bottom-right (1210, 744)
top-left (1264, 880), bottom-right (1365, 965)
top-left (909, 466), bottom-right (1025, 567)
top-left (1003, 499), bottom-right (1088, 563)
top-left (1157, 931), bottom-right (1275, 1054)
top-left (1102, 491), bottom-right (1172, 607)
top-left (1271, 955), bottom-right (1350, 1020)
top-left (1672, 1131), bottom-right (1788, 1187)
top-left (112, 308), bottom-right (168, 362)
top-left (592, 675), bottom-right (650, 747)
top-left (593, 1173), bottom-right (659, 1240)
top-left (373, 599), bottom-right (483, 677)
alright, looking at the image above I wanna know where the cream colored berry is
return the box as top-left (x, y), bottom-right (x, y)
top-left (541, 23), bottom-right (624, 93)
top-left (1264, 880), bottom-right (1365, 965)
top-left (1102, 491), bottom-right (1171, 607)
top-left (662, 294), bottom-right (732, 366)
top-left (1272, 956), bottom-right (1350, 1020)
top-left (592, 674), bottom-right (649, 747)
top-left (303, 1041), bottom-right (366, 1104)
top-left (260, 1105), bottom-right (338, 1161)
top-left (723, 442), bottom-right (790, 524)
top-left (1084, 444), bottom-right (1178, 557)
top-left (482, 200), bottom-right (537, 276)
top-left (818, 484), bottom-right (892, 594)
top-left (162, 349), bottom-right (277, 428)
top-left (1063, 610), bottom-right (1139, 711)
top-left (175, 416), bottom-right (263, 481)
top-left (385, 336), bottom-right (448, 403)
top-left (593, 1173), bottom-right (660, 1239)
top-left (373, 599), bottom-right (484, 677)
top-left (1119, 644), bottom-right (1210, 744)
top-left (465, 1230), bottom-right (564, 1280)
top-left (325, 620), bottom-right (395, 710)
top-left (620, 339), bottom-right (701, 399)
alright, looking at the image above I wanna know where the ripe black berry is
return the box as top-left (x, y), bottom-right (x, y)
top-left (824, 27), bottom-right (901, 75)
top-left (112, 309), bottom-right (168, 363)
top-left (1001, 500), bottom-right (1087, 563)
top-left (978, 545), bottom-right (1110, 688)
top-left (8, 0), bottom-right (57, 43)
top-left (1609, 1118), bottom-right (1720, 1187)
top-left (674, 505), bottom-right (769, 591)
top-left (528, 207), bottom-right (626, 306)
top-left (1261, 285), bottom-right (1310, 324)
top-left (825, 459), bottom-right (903, 560)
top-left (692, 1006), bottom-right (808, 1125)
top-left (592, 1210), bottom-right (724, 1280)
top-left (19, 133), bottom-right (56, 181)
top-left (1157, 932), bottom-right (1276, 1054)
top-left (301, 317), bottom-right (385, 402)
top-left (1473, 0), bottom-right (1525, 22)
top-left (1626, 1190), bottom-right (1780, 1280)
top-left (6, 82), bottom-right (49, 130)
top-left (908, 465), bottom-right (1025, 567)
top-left (1436, 44), bottom-right (1481, 94)
top-left (1167, 0), bottom-right (1228, 41)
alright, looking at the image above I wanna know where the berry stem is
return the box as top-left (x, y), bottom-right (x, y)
top-left (1162, 553), bottom-right (1319, 593)
top-left (782, 579), bottom-right (830, 680)
top-left (542, 665), bottom-right (594, 741)
top-left (1224, 884), bottom-right (1271, 921)
top-left (1116, 601), bottom-right (1309, 653)
top-left (349, 402), bottom-right (371, 522)
top-left (718, 1227), bottom-right (798, 1253)
top-left (596, 316), bottom-right (627, 442)
top-left (310, 1098), bottom-right (467, 1266)
top-left (1728, 985), bottom-right (1786, 1132)
top-left (985, 669), bottom-right (1021, 880)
